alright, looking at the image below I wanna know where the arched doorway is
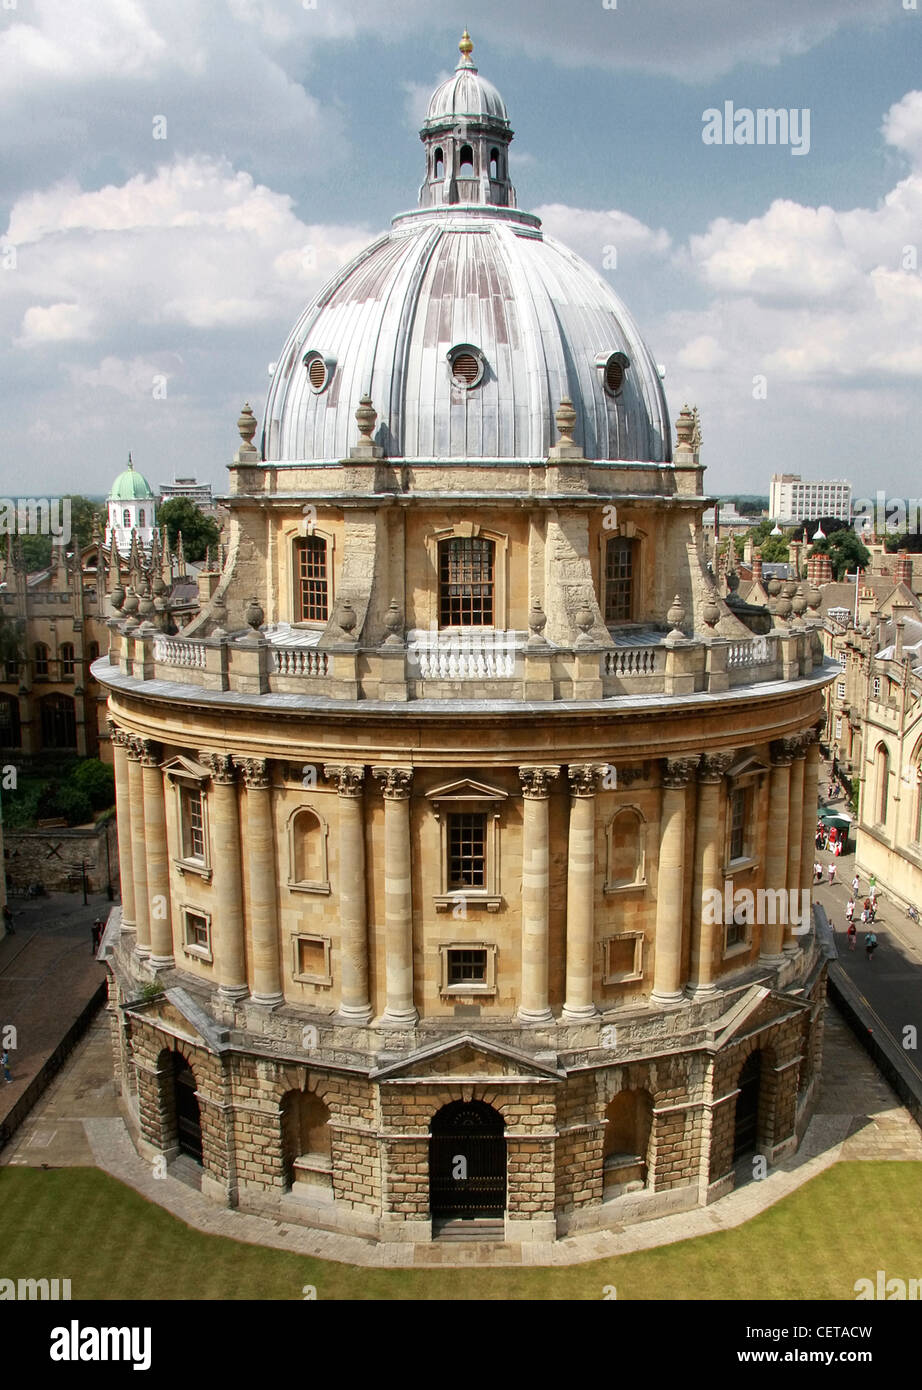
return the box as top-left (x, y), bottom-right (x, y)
top-left (429, 1100), bottom-right (505, 1220)
top-left (171, 1051), bottom-right (202, 1163)
top-left (733, 1051), bottom-right (761, 1160)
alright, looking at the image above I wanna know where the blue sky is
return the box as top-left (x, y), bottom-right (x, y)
top-left (1, 0), bottom-right (921, 499)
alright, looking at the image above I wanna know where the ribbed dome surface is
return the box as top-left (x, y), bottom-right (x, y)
top-left (109, 462), bottom-right (154, 500)
top-left (426, 66), bottom-right (509, 124)
top-left (263, 207), bottom-right (672, 465)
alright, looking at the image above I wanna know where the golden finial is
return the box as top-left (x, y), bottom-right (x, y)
top-left (459, 30), bottom-right (473, 60)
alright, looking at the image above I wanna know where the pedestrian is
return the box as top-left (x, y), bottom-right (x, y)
top-left (869, 883), bottom-right (878, 907)
top-left (847, 922), bottom-right (857, 950)
top-left (869, 875), bottom-right (877, 895)
top-left (91, 917), bottom-right (103, 954)
top-left (851, 874), bottom-right (860, 897)
top-left (1, 903), bottom-right (13, 935)
top-left (846, 897), bottom-right (855, 922)
top-left (865, 931), bottom-right (878, 961)
top-left (1, 1048), bottom-right (11, 1084)
top-left (828, 862), bottom-right (837, 885)
top-left (814, 861), bottom-right (822, 884)
top-left (868, 901), bottom-right (877, 924)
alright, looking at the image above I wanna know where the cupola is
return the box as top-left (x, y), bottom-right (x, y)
top-left (418, 32), bottom-right (516, 209)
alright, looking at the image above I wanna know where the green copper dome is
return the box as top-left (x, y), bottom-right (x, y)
top-left (109, 456), bottom-right (154, 501)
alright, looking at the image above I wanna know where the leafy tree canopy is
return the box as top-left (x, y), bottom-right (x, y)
top-left (158, 497), bottom-right (220, 563)
top-left (808, 529), bottom-right (870, 581)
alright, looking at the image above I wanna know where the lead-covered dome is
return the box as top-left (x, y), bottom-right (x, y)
top-left (426, 31), bottom-right (509, 125)
top-left (262, 35), bottom-right (671, 466)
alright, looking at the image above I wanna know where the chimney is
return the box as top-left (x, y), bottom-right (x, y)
top-left (895, 619), bottom-right (905, 662)
top-left (752, 548), bottom-right (763, 585)
top-left (894, 550), bottom-right (913, 590)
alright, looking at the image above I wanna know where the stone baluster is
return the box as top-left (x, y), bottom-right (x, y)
top-left (689, 752), bottom-right (735, 995)
top-left (517, 766), bottom-right (560, 1022)
top-left (562, 764), bottom-right (603, 1020)
top-left (325, 765), bottom-right (373, 1022)
top-left (236, 758), bottom-right (283, 1004)
top-left (372, 767), bottom-right (417, 1025)
top-left (652, 757), bottom-right (698, 1002)
top-left (200, 753), bottom-right (248, 999)
top-left (138, 739), bottom-right (173, 968)
top-left (108, 720), bottom-right (136, 934)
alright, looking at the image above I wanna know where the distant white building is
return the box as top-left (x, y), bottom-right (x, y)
top-left (105, 456), bottom-right (156, 554)
top-left (159, 476), bottom-right (213, 509)
top-left (769, 473), bottom-right (851, 524)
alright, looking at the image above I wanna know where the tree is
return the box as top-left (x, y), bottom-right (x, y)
top-left (808, 529), bottom-right (870, 581)
top-left (158, 497), bottom-right (221, 563)
top-left (884, 532), bottom-right (922, 554)
top-left (759, 535), bottom-right (790, 563)
top-left (69, 496), bottom-right (106, 549)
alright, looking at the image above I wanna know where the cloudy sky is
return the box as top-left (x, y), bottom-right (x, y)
top-left (2, 0), bottom-right (921, 500)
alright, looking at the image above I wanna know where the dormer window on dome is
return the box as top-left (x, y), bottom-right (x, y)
top-left (598, 351), bottom-right (631, 396)
top-left (448, 344), bottom-right (486, 389)
top-left (303, 351), bottom-right (334, 393)
top-left (418, 33), bottom-right (516, 211)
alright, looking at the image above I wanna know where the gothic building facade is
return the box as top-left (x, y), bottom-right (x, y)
top-left (96, 36), bottom-right (832, 1243)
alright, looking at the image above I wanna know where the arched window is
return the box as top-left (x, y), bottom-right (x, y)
top-left (489, 147), bottom-right (500, 179)
top-left (295, 535), bottom-right (329, 623)
top-left (40, 693), bottom-right (76, 749)
top-left (875, 744), bottom-right (890, 825)
top-left (439, 536), bottom-right (495, 627)
top-left (123, 509), bottom-right (131, 527)
top-left (34, 643), bottom-right (49, 679)
top-left (139, 509), bottom-right (145, 526)
top-left (288, 807), bottom-right (329, 892)
top-left (60, 643), bottom-right (75, 678)
top-left (0, 693), bottom-right (21, 749)
top-left (605, 807), bottom-right (645, 889)
top-left (604, 537), bottom-right (637, 623)
top-left (434, 147), bottom-right (444, 179)
top-left (459, 143), bottom-right (474, 176)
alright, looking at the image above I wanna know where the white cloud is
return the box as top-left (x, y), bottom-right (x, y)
top-left (19, 302), bottom-right (94, 344)
top-left (882, 89), bottom-right (922, 167)
top-left (535, 204), bottom-right (671, 269)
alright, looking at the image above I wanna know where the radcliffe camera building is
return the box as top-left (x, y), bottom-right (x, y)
top-left (95, 36), bottom-right (832, 1243)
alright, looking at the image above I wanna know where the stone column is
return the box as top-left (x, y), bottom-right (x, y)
top-left (200, 753), bottom-right (247, 1000)
top-left (372, 767), bottom-right (417, 1025)
top-left (126, 737), bottom-right (150, 956)
top-left (517, 766), bottom-right (560, 1023)
top-left (784, 742), bottom-right (806, 953)
top-left (688, 752), bottom-right (734, 996)
top-left (762, 740), bottom-right (795, 961)
top-left (108, 721), bottom-right (136, 934)
top-left (562, 764), bottom-right (603, 1020)
top-left (139, 739), bottom-right (173, 968)
top-left (324, 764), bottom-right (372, 1022)
top-left (800, 730), bottom-right (821, 908)
top-left (652, 757), bottom-right (697, 1003)
top-left (237, 758), bottom-right (283, 1005)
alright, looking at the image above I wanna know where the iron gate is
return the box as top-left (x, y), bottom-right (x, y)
top-left (429, 1101), bottom-right (506, 1218)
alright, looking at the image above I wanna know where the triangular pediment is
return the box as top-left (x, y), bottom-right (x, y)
top-left (162, 754), bottom-right (211, 781)
top-left (726, 754), bottom-right (769, 782)
top-left (371, 1033), bottom-right (562, 1081)
top-left (427, 778), bottom-right (508, 803)
top-left (707, 984), bottom-right (808, 1051)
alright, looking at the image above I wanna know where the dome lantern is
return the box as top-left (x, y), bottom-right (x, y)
top-left (419, 32), bottom-right (516, 210)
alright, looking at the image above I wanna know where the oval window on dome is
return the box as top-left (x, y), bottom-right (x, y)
top-left (448, 344), bottom-right (485, 389)
top-left (600, 351), bottom-right (631, 397)
top-left (303, 351), bottom-right (333, 393)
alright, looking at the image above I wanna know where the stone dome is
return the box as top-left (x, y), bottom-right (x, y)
top-left (109, 457), bottom-right (154, 501)
top-left (425, 31), bottom-right (509, 125)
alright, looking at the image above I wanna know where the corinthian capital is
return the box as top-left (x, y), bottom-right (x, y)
top-left (372, 766), bottom-right (413, 800)
top-left (134, 738), bottom-right (161, 767)
top-left (661, 756), bottom-right (699, 789)
top-left (698, 752), bottom-right (735, 783)
top-left (107, 719), bottom-right (131, 749)
top-left (567, 764), bottom-right (605, 797)
top-left (519, 765), bottom-right (560, 799)
top-left (235, 756), bottom-right (270, 789)
top-left (324, 764), bottom-right (366, 797)
top-left (199, 752), bottom-right (237, 785)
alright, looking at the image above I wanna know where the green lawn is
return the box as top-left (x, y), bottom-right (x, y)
top-left (1, 1162), bottom-right (919, 1300)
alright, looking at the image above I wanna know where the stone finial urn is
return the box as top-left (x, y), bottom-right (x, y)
top-left (666, 594), bottom-right (686, 632)
top-left (151, 573), bottom-right (166, 598)
top-left (805, 581), bottom-right (821, 613)
top-left (122, 586), bottom-right (139, 621)
top-left (383, 599), bottom-right (403, 645)
top-left (767, 576), bottom-right (782, 598)
top-left (555, 397), bottom-right (577, 445)
top-left (237, 402), bottom-right (257, 448)
top-left (355, 395), bottom-right (377, 443)
top-left (574, 603), bottom-right (595, 643)
top-left (791, 585), bottom-right (807, 620)
top-left (137, 584), bottom-right (155, 622)
top-left (702, 592), bottom-right (720, 628)
top-left (338, 600), bottom-right (357, 637)
top-left (245, 596), bottom-right (264, 630)
top-left (110, 583), bottom-right (125, 613)
top-left (528, 599), bottom-right (548, 643)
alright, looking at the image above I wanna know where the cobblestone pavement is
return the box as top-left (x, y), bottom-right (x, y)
top-left (2, 997), bottom-right (920, 1269)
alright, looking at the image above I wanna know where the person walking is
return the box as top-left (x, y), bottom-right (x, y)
top-left (814, 861), bottom-right (823, 884)
top-left (1, 903), bottom-right (13, 935)
top-left (847, 921), bottom-right (857, 951)
top-left (91, 917), bottom-right (103, 954)
top-left (1, 1049), bottom-right (11, 1084)
top-left (851, 874), bottom-right (860, 897)
top-left (828, 862), bottom-right (837, 885)
top-left (865, 930), bottom-right (878, 962)
top-left (846, 897), bottom-right (855, 922)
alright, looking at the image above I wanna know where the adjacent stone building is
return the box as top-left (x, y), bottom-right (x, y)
top-left (96, 35), bottom-right (833, 1243)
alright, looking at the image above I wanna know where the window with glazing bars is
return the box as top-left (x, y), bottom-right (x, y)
top-left (729, 788), bottom-right (746, 860)
top-left (605, 538), bottom-right (634, 622)
top-left (183, 788), bottom-right (206, 860)
top-left (448, 812), bottom-right (486, 889)
top-left (297, 536), bottom-right (329, 622)
top-left (447, 948), bottom-right (487, 985)
top-left (439, 537), bottom-right (494, 627)
top-left (185, 913), bottom-right (209, 950)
